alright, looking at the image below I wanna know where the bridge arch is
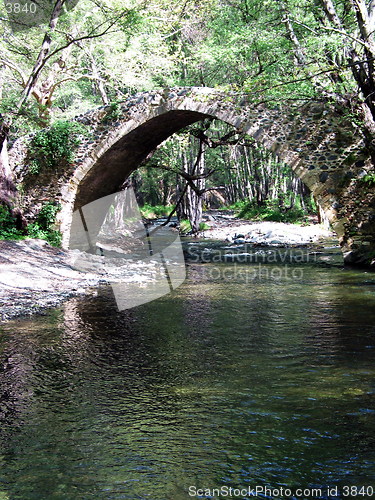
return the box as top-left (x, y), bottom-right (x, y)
top-left (9, 87), bottom-right (375, 267)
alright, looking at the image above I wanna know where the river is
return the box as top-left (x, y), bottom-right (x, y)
top-left (0, 252), bottom-right (375, 499)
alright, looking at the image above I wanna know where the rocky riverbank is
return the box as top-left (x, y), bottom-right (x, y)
top-left (0, 218), bottom-right (336, 322)
top-left (0, 239), bottom-right (162, 322)
top-left (200, 212), bottom-right (333, 245)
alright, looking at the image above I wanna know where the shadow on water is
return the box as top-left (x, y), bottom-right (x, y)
top-left (0, 260), bottom-right (375, 499)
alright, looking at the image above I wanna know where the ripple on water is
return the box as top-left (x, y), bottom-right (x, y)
top-left (0, 264), bottom-right (374, 499)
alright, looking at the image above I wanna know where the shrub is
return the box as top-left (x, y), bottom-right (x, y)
top-left (227, 200), bottom-right (248, 211)
top-left (35, 201), bottom-right (60, 229)
top-left (0, 202), bottom-right (62, 247)
top-left (0, 205), bottom-right (23, 240)
top-left (179, 220), bottom-right (210, 233)
top-left (26, 201), bottom-right (62, 246)
top-left (140, 204), bottom-right (173, 219)
top-left (237, 200), bottom-right (307, 223)
top-left (27, 223), bottom-right (62, 246)
top-left (102, 102), bottom-right (121, 123)
top-left (27, 120), bottom-right (89, 174)
top-left (179, 219), bottom-right (191, 233)
top-left (360, 173), bottom-right (375, 187)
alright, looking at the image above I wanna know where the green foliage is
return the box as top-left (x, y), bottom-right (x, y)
top-left (226, 200), bottom-right (247, 211)
top-left (135, 119), bottom-right (315, 229)
top-left (0, 0), bottom-right (370, 137)
top-left (342, 109), bottom-right (364, 128)
top-left (102, 102), bottom-right (122, 123)
top-left (0, 94), bottom-right (42, 136)
top-left (0, 202), bottom-right (62, 246)
top-left (26, 223), bottom-right (62, 246)
top-left (27, 202), bottom-right (62, 246)
top-left (53, 81), bottom-right (100, 118)
top-left (179, 219), bottom-right (210, 233)
top-left (0, 206), bottom-right (23, 240)
top-left (1, 0), bottom-right (371, 242)
top-left (179, 219), bottom-right (191, 233)
top-left (28, 159), bottom-right (42, 175)
top-left (35, 201), bottom-right (60, 230)
top-left (360, 173), bottom-right (375, 187)
top-left (27, 120), bottom-right (89, 174)
top-left (236, 200), bottom-right (308, 224)
top-left (199, 221), bottom-right (210, 231)
top-left (140, 204), bottom-right (173, 219)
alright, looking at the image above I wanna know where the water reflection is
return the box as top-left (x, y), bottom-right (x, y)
top-left (0, 263), bottom-right (374, 499)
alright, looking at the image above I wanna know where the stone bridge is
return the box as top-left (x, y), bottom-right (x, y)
top-left (9, 87), bottom-right (375, 267)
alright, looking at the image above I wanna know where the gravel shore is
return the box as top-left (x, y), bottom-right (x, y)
top-left (200, 213), bottom-right (333, 245)
top-left (0, 219), bottom-right (335, 322)
top-left (0, 239), bottom-right (161, 322)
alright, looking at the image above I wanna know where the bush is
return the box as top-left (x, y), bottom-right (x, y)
top-left (0, 202), bottom-right (62, 246)
top-left (0, 205), bottom-right (23, 240)
top-left (35, 201), bottom-right (60, 229)
top-left (27, 120), bottom-right (89, 174)
top-left (140, 204), bottom-right (173, 219)
top-left (237, 200), bottom-right (308, 223)
top-left (226, 200), bottom-right (248, 211)
top-left (179, 219), bottom-right (191, 233)
top-left (102, 102), bottom-right (121, 123)
top-left (360, 173), bottom-right (375, 187)
top-left (27, 223), bottom-right (62, 246)
top-left (179, 219), bottom-right (210, 233)
top-left (27, 202), bottom-right (62, 246)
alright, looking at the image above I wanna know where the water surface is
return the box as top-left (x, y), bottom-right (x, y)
top-left (0, 261), bottom-right (375, 499)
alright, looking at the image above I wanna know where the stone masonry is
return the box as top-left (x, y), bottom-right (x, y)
top-left (8, 87), bottom-right (375, 267)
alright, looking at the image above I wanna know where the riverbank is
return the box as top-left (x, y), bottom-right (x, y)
top-left (0, 219), bottom-right (335, 322)
top-left (0, 239), bottom-right (161, 322)
top-left (200, 211), bottom-right (333, 245)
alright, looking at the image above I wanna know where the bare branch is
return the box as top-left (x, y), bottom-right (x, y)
top-left (243, 56), bottom-right (375, 98)
top-left (320, 25), bottom-right (371, 48)
top-left (0, 58), bottom-right (26, 85)
top-left (16, 3), bottom-right (131, 112)
top-left (146, 163), bottom-right (212, 182)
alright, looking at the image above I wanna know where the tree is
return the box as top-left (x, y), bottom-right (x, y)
top-left (315, 0), bottom-right (375, 156)
top-left (0, 0), bottom-right (142, 127)
top-left (1, 0), bottom-right (374, 234)
top-left (134, 120), bottom-right (314, 231)
top-left (0, 0), bottom-right (142, 222)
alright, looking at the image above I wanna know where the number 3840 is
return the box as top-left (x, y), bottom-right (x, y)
top-left (343, 486), bottom-right (374, 497)
top-left (5, 3), bottom-right (37, 14)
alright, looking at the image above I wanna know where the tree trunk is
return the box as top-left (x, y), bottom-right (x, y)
top-left (281, 6), bottom-right (307, 66)
top-left (176, 136), bottom-right (205, 233)
top-left (317, 0), bottom-right (342, 27)
top-left (0, 118), bottom-right (25, 228)
top-left (17, 0), bottom-right (67, 111)
top-left (0, 119), bottom-right (13, 206)
top-left (187, 140), bottom-right (205, 234)
top-left (87, 45), bottom-right (109, 105)
top-left (317, 0), bottom-right (375, 158)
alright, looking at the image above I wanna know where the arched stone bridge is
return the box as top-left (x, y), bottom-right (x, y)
top-left (9, 87), bottom-right (375, 267)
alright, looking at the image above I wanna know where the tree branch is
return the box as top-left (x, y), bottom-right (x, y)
top-left (320, 25), bottom-right (371, 48)
top-left (17, 0), bottom-right (66, 109)
top-left (0, 58), bottom-right (26, 85)
top-left (15, 5), bottom-right (131, 113)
